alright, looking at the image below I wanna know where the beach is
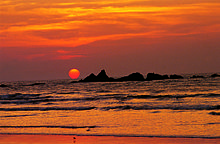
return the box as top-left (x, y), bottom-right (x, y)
top-left (0, 134), bottom-right (220, 144)
top-left (0, 76), bottom-right (220, 142)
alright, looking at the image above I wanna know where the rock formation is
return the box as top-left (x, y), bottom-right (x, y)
top-left (82, 73), bottom-right (97, 82)
top-left (116, 72), bottom-right (145, 81)
top-left (96, 69), bottom-right (111, 81)
top-left (170, 74), bottom-right (183, 79)
top-left (146, 73), bottom-right (169, 81)
top-left (81, 69), bottom-right (114, 82)
top-left (190, 75), bottom-right (204, 78)
top-left (76, 69), bottom-right (186, 83)
top-left (210, 73), bottom-right (220, 78)
top-left (0, 84), bottom-right (8, 87)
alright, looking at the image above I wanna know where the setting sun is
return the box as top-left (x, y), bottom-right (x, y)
top-left (68, 68), bottom-right (80, 79)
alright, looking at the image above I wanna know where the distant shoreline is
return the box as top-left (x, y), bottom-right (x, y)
top-left (0, 133), bottom-right (220, 138)
top-left (0, 71), bottom-right (219, 83)
top-left (72, 69), bottom-right (220, 83)
top-left (0, 134), bottom-right (219, 144)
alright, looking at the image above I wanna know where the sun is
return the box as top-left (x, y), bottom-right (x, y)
top-left (68, 68), bottom-right (80, 79)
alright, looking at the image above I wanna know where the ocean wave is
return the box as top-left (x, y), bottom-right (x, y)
top-left (0, 93), bottom-right (127, 105)
top-left (0, 125), bottom-right (98, 129)
top-left (0, 92), bottom-right (219, 106)
top-left (0, 106), bottom-right (96, 111)
top-left (0, 93), bottom-right (42, 100)
top-left (0, 104), bottom-right (219, 111)
top-left (0, 132), bottom-right (219, 139)
top-left (202, 93), bottom-right (220, 97)
top-left (0, 114), bottom-right (37, 118)
top-left (0, 93), bottom-right (54, 105)
top-left (209, 112), bottom-right (220, 115)
top-left (56, 92), bottom-right (75, 94)
top-left (23, 82), bottom-right (45, 86)
top-left (127, 93), bottom-right (220, 100)
top-left (102, 93), bottom-right (220, 101)
top-left (101, 105), bottom-right (220, 111)
top-left (178, 122), bottom-right (220, 126)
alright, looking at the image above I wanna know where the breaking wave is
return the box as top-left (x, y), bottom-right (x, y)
top-left (0, 125), bottom-right (98, 129)
top-left (0, 105), bottom-right (219, 111)
top-left (1, 93), bottom-right (219, 105)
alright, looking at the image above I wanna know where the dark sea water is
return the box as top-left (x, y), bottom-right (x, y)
top-left (0, 73), bottom-right (220, 138)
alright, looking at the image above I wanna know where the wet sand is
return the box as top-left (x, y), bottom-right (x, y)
top-left (0, 134), bottom-right (219, 144)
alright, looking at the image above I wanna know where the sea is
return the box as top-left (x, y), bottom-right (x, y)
top-left (0, 73), bottom-right (219, 138)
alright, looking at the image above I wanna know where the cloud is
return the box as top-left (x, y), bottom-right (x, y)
top-left (1, 0), bottom-right (220, 49)
top-left (54, 55), bottom-right (86, 60)
top-left (24, 54), bottom-right (46, 60)
top-left (57, 50), bottom-right (69, 54)
top-left (0, 47), bottom-right (86, 62)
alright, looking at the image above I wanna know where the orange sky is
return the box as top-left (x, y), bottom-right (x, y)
top-left (1, 0), bottom-right (220, 81)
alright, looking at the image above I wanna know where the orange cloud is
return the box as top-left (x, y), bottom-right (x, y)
top-left (54, 55), bottom-right (86, 60)
top-left (57, 50), bottom-right (69, 54)
top-left (1, 0), bottom-right (220, 49)
top-left (24, 54), bottom-right (46, 60)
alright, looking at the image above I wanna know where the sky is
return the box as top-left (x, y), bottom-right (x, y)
top-left (0, 0), bottom-right (220, 81)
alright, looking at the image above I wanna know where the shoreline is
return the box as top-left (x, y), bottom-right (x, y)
top-left (0, 133), bottom-right (220, 139)
top-left (0, 134), bottom-right (219, 144)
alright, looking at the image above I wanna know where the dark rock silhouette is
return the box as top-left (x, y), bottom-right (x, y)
top-left (146, 73), bottom-right (169, 81)
top-left (117, 72), bottom-right (145, 81)
top-left (210, 73), bottom-right (220, 78)
top-left (83, 73), bottom-right (97, 82)
top-left (96, 69), bottom-right (111, 81)
top-left (190, 75), bottom-right (204, 78)
top-left (76, 69), bottom-right (201, 83)
top-left (0, 84), bottom-right (8, 87)
top-left (81, 70), bottom-right (114, 82)
top-left (170, 74), bottom-right (183, 79)
top-left (79, 70), bottom-right (186, 83)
